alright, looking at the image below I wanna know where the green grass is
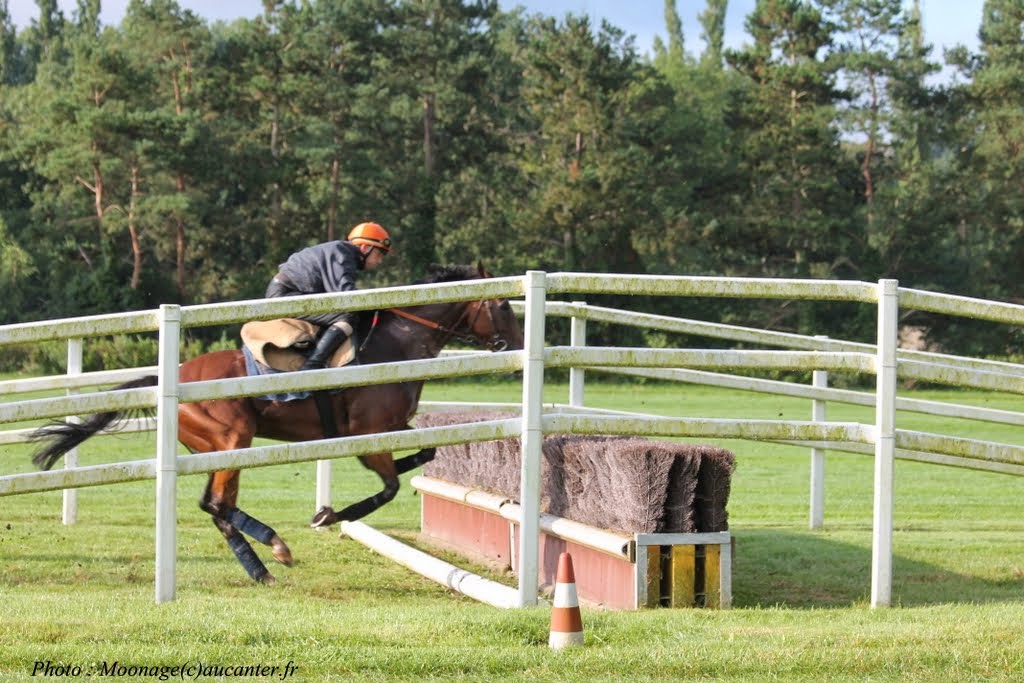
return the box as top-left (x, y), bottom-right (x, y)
top-left (2, 381), bottom-right (1024, 681)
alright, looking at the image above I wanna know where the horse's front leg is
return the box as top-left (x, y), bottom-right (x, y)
top-left (394, 446), bottom-right (436, 474)
top-left (310, 452), bottom-right (401, 528)
top-left (200, 470), bottom-right (293, 584)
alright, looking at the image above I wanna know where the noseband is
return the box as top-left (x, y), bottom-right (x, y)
top-left (387, 301), bottom-right (508, 351)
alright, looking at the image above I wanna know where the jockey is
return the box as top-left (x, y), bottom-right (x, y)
top-left (265, 222), bottom-right (392, 370)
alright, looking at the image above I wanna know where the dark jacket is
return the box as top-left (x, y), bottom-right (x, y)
top-left (276, 240), bottom-right (363, 294)
top-left (266, 240), bottom-right (364, 328)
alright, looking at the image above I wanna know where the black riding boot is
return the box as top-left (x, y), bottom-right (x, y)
top-left (300, 325), bottom-right (349, 371)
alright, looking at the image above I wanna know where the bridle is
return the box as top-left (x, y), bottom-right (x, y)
top-left (386, 299), bottom-right (509, 351)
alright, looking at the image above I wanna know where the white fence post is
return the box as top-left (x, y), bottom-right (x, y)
top-left (63, 338), bottom-right (83, 525)
top-left (518, 271), bottom-right (547, 607)
top-left (155, 305), bottom-right (180, 604)
top-left (315, 460), bottom-right (332, 517)
top-left (569, 302), bottom-right (586, 408)
top-left (872, 280), bottom-right (898, 607)
top-left (809, 335), bottom-right (827, 530)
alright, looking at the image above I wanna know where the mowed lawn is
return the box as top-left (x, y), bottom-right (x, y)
top-left (1, 380), bottom-right (1023, 682)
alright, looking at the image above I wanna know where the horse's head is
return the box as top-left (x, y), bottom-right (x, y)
top-left (462, 297), bottom-right (523, 351)
top-left (462, 263), bottom-right (524, 351)
top-left (422, 262), bottom-right (524, 352)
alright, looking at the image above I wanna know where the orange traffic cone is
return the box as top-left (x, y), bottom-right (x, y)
top-left (548, 552), bottom-right (584, 650)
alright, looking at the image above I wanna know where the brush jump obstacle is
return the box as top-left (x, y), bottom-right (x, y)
top-left (412, 411), bottom-right (735, 609)
top-left (3, 273), bottom-right (1024, 607)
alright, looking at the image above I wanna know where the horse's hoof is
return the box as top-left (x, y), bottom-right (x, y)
top-left (310, 506), bottom-right (337, 529)
top-left (271, 536), bottom-right (294, 567)
top-left (258, 572), bottom-right (276, 586)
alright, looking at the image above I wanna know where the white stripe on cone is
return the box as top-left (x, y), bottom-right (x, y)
top-left (553, 581), bottom-right (578, 607)
top-left (549, 552), bottom-right (584, 649)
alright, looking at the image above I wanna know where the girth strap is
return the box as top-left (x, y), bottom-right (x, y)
top-left (313, 391), bottom-right (339, 439)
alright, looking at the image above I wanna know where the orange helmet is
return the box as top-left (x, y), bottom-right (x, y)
top-left (347, 222), bottom-right (392, 253)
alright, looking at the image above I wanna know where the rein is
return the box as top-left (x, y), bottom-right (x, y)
top-left (387, 307), bottom-right (447, 331)
top-left (386, 302), bottom-right (498, 350)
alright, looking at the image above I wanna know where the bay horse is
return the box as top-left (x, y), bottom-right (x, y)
top-left (29, 263), bottom-right (523, 584)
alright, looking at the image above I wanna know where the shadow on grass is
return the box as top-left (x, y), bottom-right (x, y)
top-left (733, 528), bottom-right (1024, 608)
top-left (6, 522), bottom-right (1022, 610)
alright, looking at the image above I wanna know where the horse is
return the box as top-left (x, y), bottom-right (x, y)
top-left (29, 263), bottom-right (524, 584)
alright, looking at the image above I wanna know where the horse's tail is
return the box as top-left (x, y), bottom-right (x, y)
top-left (29, 375), bottom-right (160, 470)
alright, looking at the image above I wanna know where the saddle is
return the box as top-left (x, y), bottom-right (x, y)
top-left (240, 318), bottom-right (355, 372)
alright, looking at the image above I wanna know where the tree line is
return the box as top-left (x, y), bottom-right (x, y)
top-left (1, 0), bottom-right (1022, 357)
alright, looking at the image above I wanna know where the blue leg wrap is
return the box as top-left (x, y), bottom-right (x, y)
top-left (226, 508), bottom-right (276, 545)
top-left (226, 531), bottom-right (269, 582)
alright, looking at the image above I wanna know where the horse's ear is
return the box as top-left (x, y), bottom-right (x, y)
top-left (477, 261), bottom-right (488, 278)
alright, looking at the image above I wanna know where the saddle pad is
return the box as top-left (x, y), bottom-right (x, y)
top-left (239, 342), bottom-right (357, 403)
top-left (241, 318), bottom-right (354, 372)
top-left (241, 346), bottom-right (313, 402)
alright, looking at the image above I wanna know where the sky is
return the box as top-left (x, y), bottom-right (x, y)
top-left (8, 0), bottom-right (986, 62)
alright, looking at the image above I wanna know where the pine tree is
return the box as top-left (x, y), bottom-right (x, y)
top-left (652, 0), bottom-right (685, 66)
top-left (0, 0), bottom-right (15, 85)
top-left (724, 0), bottom-right (853, 281)
top-left (369, 0), bottom-right (504, 277)
top-left (698, 0), bottom-right (727, 67)
top-left (828, 0), bottom-right (904, 229)
top-left (21, 0), bottom-right (64, 77)
top-left (954, 0), bottom-right (1024, 300)
top-left (120, 0), bottom-right (215, 302)
top-left (516, 13), bottom-right (683, 278)
top-left (866, 0), bottom-right (959, 287)
top-left (278, 0), bottom-right (379, 245)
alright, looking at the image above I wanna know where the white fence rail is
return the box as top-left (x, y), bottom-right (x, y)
top-left (2, 273), bottom-right (1024, 609)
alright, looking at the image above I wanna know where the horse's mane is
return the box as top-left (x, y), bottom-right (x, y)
top-left (416, 264), bottom-right (481, 285)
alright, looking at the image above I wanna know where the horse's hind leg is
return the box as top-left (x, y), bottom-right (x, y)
top-left (180, 399), bottom-right (292, 582)
top-left (212, 516), bottom-right (274, 584)
top-left (225, 507), bottom-right (293, 567)
top-left (200, 470), bottom-right (293, 583)
top-left (310, 452), bottom-right (401, 528)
